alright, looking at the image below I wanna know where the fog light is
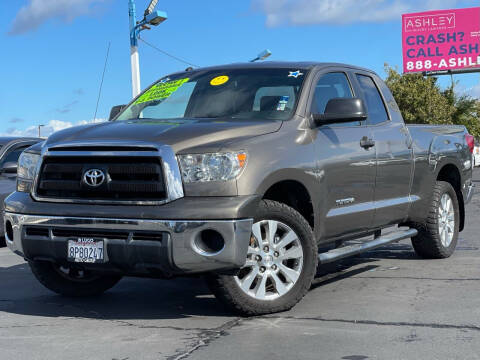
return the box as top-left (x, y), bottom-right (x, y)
top-left (193, 229), bottom-right (225, 255)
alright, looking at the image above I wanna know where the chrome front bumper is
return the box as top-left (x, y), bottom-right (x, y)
top-left (4, 212), bottom-right (253, 274)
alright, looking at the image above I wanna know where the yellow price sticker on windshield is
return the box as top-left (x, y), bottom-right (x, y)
top-left (134, 78), bottom-right (189, 105)
top-left (210, 75), bottom-right (229, 86)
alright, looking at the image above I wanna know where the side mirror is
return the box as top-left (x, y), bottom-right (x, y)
top-left (0, 161), bottom-right (17, 174)
top-left (313, 98), bottom-right (367, 126)
top-left (109, 105), bottom-right (126, 121)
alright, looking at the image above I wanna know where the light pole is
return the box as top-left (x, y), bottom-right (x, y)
top-left (38, 125), bottom-right (44, 138)
top-left (128, 0), bottom-right (168, 98)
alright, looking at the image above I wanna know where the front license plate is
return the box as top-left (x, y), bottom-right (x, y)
top-left (67, 238), bottom-right (105, 263)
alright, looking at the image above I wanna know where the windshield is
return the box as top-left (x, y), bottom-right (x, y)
top-left (116, 68), bottom-right (308, 121)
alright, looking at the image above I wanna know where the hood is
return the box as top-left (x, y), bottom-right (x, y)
top-left (45, 118), bottom-right (282, 153)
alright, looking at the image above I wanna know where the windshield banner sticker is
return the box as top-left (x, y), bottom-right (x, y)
top-left (210, 75), bottom-right (229, 86)
top-left (134, 78), bottom-right (189, 105)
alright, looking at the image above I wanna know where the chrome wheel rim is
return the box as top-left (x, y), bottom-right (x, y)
top-left (438, 193), bottom-right (455, 247)
top-left (235, 220), bottom-right (304, 301)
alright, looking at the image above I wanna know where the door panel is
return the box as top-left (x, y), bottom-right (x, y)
top-left (310, 70), bottom-right (376, 239)
top-left (317, 127), bottom-right (376, 238)
top-left (353, 73), bottom-right (413, 227)
top-left (371, 122), bottom-right (413, 226)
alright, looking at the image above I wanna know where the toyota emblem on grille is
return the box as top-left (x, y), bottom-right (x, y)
top-left (83, 169), bottom-right (105, 187)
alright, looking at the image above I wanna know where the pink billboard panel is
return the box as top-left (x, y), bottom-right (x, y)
top-left (402, 7), bottom-right (480, 73)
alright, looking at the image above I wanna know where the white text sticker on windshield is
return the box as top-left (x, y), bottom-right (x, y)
top-left (276, 96), bottom-right (289, 111)
top-left (134, 78), bottom-right (189, 105)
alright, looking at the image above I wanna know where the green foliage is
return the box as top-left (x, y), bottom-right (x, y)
top-left (443, 87), bottom-right (480, 139)
top-left (384, 65), bottom-right (480, 138)
top-left (384, 65), bottom-right (454, 125)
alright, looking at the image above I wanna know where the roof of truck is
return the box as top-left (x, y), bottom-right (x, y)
top-left (172, 61), bottom-right (376, 76)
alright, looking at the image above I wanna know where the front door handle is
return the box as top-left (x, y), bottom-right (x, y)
top-left (360, 136), bottom-right (375, 149)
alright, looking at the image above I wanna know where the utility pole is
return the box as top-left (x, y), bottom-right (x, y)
top-left (128, 0), bottom-right (168, 98)
top-left (129, 0), bottom-right (141, 98)
top-left (38, 125), bottom-right (44, 138)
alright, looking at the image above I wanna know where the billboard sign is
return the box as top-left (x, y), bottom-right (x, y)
top-left (402, 7), bottom-right (480, 73)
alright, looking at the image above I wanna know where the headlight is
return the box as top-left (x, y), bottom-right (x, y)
top-left (17, 152), bottom-right (40, 192)
top-left (178, 152), bottom-right (247, 183)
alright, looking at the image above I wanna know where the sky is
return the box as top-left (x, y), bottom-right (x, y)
top-left (1, 0), bottom-right (480, 137)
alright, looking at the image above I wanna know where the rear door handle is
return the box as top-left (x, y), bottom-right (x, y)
top-left (360, 136), bottom-right (375, 149)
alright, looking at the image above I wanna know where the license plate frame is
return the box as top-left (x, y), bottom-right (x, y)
top-left (67, 238), bottom-right (106, 264)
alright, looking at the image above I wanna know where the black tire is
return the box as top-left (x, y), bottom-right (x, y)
top-left (29, 260), bottom-right (122, 297)
top-left (207, 200), bottom-right (318, 316)
top-left (411, 181), bottom-right (460, 259)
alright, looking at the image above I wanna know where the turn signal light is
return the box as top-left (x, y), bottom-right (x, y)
top-left (237, 153), bottom-right (247, 168)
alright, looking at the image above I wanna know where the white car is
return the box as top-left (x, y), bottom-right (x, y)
top-left (474, 145), bottom-right (480, 167)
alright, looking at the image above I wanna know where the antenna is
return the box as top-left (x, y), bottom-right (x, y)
top-left (145, 0), bottom-right (159, 16)
top-left (93, 41), bottom-right (111, 122)
top-left (250, 49), bottom-right (272, 62)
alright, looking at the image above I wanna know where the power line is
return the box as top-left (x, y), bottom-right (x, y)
top-left (93, 41), bottom-right (111, 122)
top-left (138, 36), bottom-right (199, 68)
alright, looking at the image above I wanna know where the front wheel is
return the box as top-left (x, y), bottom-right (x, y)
top-left (29, 260), bottom-right (122, 297)
top-left (207, 200), bottom-right (318, 316)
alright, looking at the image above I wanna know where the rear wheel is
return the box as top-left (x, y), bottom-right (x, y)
top-left (411, 181), bottom-right (460, 259)
top-left (29, 260), bottom-right (122, 297)
top-left (207, 200), bottom-right (317, 316)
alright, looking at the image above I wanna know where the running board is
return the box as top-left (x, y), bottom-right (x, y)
top-left (318, 228), bottom-right (418, 264)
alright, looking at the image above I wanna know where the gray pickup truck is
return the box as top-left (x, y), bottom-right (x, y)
top-left (4, 62), bottom-right (474, 315)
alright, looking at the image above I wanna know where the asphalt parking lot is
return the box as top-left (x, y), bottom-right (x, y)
top-left (1, 169), bottom-right (479, 360)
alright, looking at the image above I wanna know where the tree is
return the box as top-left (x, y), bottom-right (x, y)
top-left (384, 65), bottom-right (455, 125)
top-left (443, 86), bottom-right (480, 139)
top-left (384, 65), bottom-right (480, 139)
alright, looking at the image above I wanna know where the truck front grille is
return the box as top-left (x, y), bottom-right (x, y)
top-left (24, 226), bottom-right (167, 243)
top-left (36, 156), bottom-right (167, 201)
